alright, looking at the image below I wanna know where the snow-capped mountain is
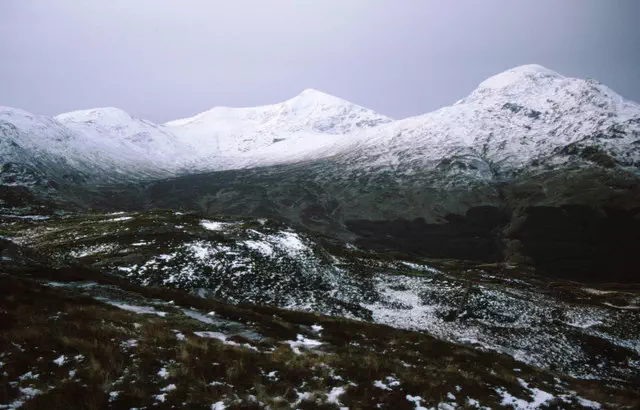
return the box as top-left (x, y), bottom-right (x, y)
top-left (0, 106), bottom-right (180, 186)
top-left (313, 65), bottom-right (640, 181)
top-left (1, 89), bottom-right (392, 182)
top-left (164, 88), bottom-right (392, 169)
top-left (1, 64), bottom-right (639, 186)
top-left (55, 107), bottom-right (196, 170)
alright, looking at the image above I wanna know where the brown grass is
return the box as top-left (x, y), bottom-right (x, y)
top-left (1, 270), bottom-right (639, 410)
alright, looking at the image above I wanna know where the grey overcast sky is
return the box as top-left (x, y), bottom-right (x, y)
top-left (1, 0), bottom-right (639, 123)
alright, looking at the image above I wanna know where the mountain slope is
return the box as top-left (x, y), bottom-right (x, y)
top-left (320, 64), bottom-right (640, 179)
top-left (1, 90), bottom-right (393, 184)
top-left (55, 107), bottom-right (196, 171)
top-left (164, 88), bottom-right (393, 169)
top-left (0, 107), bottom-right (177, 185)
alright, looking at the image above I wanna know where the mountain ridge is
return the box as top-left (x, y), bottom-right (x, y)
top-left (2, 64), bottom-right (639, 183)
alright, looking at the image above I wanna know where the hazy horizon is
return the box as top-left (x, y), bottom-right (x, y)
top-left (1, 0), bottom-right (639, 122)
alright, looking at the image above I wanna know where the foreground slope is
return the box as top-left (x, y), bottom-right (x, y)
top-left (3, 210), bottom-right (639, 385)
top-left (1, 231), bottom-right (639, 409)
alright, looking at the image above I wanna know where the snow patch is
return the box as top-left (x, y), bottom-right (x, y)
top-left (157, 367), bottom-right (169, 379)
top-left (284, 334), bottom-right (323, 354)
top-left (211, 401), bottom-right (226, 410)
top-left (201, 220), bottom-right (235, 231)
top-left (406, 395), bottom-right (428, 410)
top-left (102, 216), bottom-right (133, 223)
top-left (576, 397), bottom-right (601, 409)
top-left (161, 384), bottom-right (177, 392)
top-left (326, 386), bottom-right (346, 406)
top-left (101, 300), bottom-right (168, 317)
top-left (53, 355), bottom-right (65, 366)
top-left (69, 243), bottom-right (118, 258)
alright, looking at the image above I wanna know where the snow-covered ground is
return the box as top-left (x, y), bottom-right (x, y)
top-left (361, 271), bottom-right (640, 381)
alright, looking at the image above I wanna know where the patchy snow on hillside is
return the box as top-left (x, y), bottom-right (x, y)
top-left (362, 272), bottom-right (637, 381)
top-left (69, 243), bottom-right (118, 258)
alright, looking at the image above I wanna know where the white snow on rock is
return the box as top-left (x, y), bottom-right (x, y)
top-left (157, 367), bottom-right (170, 379)
top-left (122, 339), bottom-right (138, 348)
top-left (183, 309), bottom-right (218, 325)
top-left (100, 300), bottom-right (168, 317)
top-left (201, 220), bottom-right (236, 231)
top-left (69, 243), bottom-right (118, 258)
top-left (243, 240), bottom-right (275, 257)
top-left (575, 397), bottom-right (601, 409)
top-left (2, 387), bottom-right (43, 409)
top-left (400, 261), bottom-right (441, 274)
top-left (211, 401), bottom-right (227, 410)
top-left (161, 384), bottom-right (177, 392)
top-left (284, 334), bottom-right (323, 354)
top-left (194, 331), bottom-right (228, 341)
top-left (241, 230), bottom-right (313, 259)
top-left (406, 395), bottom-right (428, 410)
top-left (53, 355), bottom-right (65, 366)
top-left (194, 331), bottom-right (259, 351)
top-left (271, 231), bottom-right (308, 256)
top-left (373, 380), bottom-right (392, 391)
top-left (102, 216), bottom-right (133, 223)
top-left (131, 241), bottom-right (152, 246)
top-left (326, 386), bottom-right (346, 406)
top-left (18, 371), bottom-right (38, 381)
top-left (495, 379), bottom-right (555, 410)
top-left (373, 376), bottom-right (401, 391)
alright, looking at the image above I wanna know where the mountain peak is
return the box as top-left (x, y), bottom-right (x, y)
top-left (55, 107), bottom-right (135, 124)
top-left (297, 88), bottom-right (329, 97)
top-left (475, 64), bottom-right (563, 92)
top-left (287, 88), bottom-right (349, 107)
top-left (507, 64), bottom-right (561, 76)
